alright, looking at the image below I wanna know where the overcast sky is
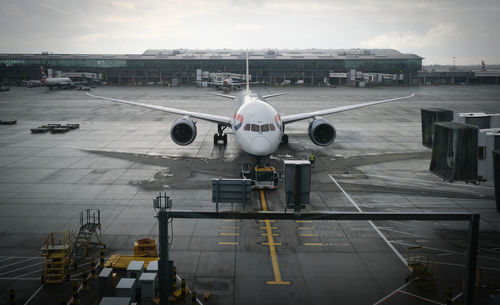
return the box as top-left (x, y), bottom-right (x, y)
top-left (1, 0), bottom-right (499, 65)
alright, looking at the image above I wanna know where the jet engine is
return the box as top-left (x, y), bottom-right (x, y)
top-left (308, 118), bottom-right (336, 146)
top-left (170, 116), bottom-right (197, 145)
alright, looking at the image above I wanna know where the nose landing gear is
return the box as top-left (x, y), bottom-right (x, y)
top-left (214, 124), bottom-right (228, 145)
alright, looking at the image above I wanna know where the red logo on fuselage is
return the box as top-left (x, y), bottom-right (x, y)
top-left (234, 113), bottom-right (244, 130)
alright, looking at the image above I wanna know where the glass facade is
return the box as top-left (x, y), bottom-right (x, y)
top-left (0, 54), bottom-right (422, 85)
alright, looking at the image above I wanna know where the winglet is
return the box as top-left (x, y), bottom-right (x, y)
top-left (40, 66), bottom-right (47, 82)
top-left (246, 50), bottom-right (250, 91)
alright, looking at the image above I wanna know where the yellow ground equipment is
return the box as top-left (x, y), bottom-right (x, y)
top-left (134, 238), bottom-right (158, 256)
top-left (105, 238), bottom-right (158, 269)
top-left (105, 255), bottom-right (158, 270)
top-left (241, 164), bottom-right (279, 189)
top-left (41, 231), bottom-right (73, 283)
top-left (406, 246), bottom-right (435, 290)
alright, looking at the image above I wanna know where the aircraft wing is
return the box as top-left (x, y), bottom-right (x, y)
top-left (281, 93), bottom-right (415, 124)
top-left (86, 93), bottom-right (232, 126)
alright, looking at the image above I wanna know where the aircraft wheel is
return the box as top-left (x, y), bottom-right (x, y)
top-left (213, 133), bottom-right (219, 144)
top-left (223, 134), bottom-right (227, 145)
top-left (282, 134), bottom-right (288, 144)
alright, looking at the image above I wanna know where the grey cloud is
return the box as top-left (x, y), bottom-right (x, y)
top-left (0, 0), bottom-right (498, 64)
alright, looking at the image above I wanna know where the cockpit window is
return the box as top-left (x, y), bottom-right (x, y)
top-left (245, 123), bottom-right (276, 132)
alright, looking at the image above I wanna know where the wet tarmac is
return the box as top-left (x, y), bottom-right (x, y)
top-left (0, 85), bottom-right (499, 304)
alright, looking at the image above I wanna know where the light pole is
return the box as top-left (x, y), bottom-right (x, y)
top-left (452, 56), bottom-right (456, 85)
top-left (154, 193), bottom-right (172, 305)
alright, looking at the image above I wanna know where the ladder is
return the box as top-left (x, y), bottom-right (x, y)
top-left (41, 232), bottom-right (72, 283)
top-left (72, 209), bottom-right (105, 258)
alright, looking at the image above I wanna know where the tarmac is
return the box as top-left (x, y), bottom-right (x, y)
top-left (0, 85), bottom-right (499, 305)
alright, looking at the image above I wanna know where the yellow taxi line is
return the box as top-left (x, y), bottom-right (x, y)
top-left (260, 190), bottom-right (290, 285)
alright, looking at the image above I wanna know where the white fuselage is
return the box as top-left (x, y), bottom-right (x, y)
top-left (42, 77), bottom-right (72, 87)
top-left (231, 89), bottom-right (283, 157)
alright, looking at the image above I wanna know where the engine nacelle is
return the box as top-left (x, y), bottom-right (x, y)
top-left (308, 118), bottom-right (336, 146)
top-left (170, 116), bottom-right (197, 146)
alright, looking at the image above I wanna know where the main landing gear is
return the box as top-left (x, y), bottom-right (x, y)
top-left (281, 134), bottom-right (288, 144)
top-left (281, 125), bottom-right (288, 144)
top-left (214, 124), bottom-right (228, 145)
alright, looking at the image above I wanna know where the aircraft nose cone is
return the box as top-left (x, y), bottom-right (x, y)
top-left (249, 136), bottom-right (272, 156)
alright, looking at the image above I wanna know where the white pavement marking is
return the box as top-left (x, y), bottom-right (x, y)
top-left (0, 277), bottom-right (40, 280)
top-left (0, 257), bottom-right (39, 269)
top-left (70, 272), bottom-right (83, 279)
top-left (0, 256), bottom-right (44, 259)
top-left (452, 292), bottom-right (463, 302)
top-left (24, 283), bottom-right (44, 305)
top-left (397, 290), bottom-right (445, 305)
top-left (377, 227), bottom-right (423, 237)
top-left (17, 268), bottom-right (43, 278)
top-left (328, 174), bottom-right (409, 267)
top-left (0, 262), bottom-right (43, 276)
top-left (391, 240), bottom-right (500, 262)
top-left (479, 247), bottom-right (500, 254)
top-left (413, 258), bottom-right (500, 272)
top-left (0, 258), bottom-right (12, 263)
top-left (373, 280), bottom-right (414, 305)
top-left (330, 173), bottom-right (494, 190)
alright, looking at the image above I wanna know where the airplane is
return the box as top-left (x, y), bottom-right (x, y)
top-left (87, 54), bottom-right (415, 158)
top-left (40, 66), bottom-right (74, 89)
top-left (212, 77), bottom-right (244, 92)
top-left (205, 73), bottom-right (247, 92)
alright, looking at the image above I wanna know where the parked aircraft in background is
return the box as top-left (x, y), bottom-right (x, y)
top-left (40, 67), bottom-right (73, 89)
top-left (87, 55), bottom-right (415, 158)
top-left (204, 72), bottom-right (248, 92)
top-left (210, 77), bottom-right (245, 92)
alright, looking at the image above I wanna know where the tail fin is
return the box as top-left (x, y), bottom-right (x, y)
top-left (246, 50), bottom-right (249, 91)
top-left (40, 66), bottom-right (47, 82)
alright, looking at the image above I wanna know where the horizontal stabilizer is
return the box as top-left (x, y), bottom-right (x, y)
top-left (262, 92), bottom-right (287, 99)
top-left (206, 92), bottom-right (236, 99)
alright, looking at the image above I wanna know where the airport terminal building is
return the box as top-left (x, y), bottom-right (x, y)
top-left (0, 48), bottom-right (423, 86)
